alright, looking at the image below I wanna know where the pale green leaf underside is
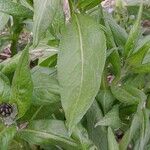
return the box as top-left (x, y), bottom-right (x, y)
top-left (19, 120), bottom-right (79, 150)
top-left (58, 14), bottom-right (106, 133)
top-left (33, 0), bottom-right (62, 46)
top-left (0, 12), bottom-right (9, 31)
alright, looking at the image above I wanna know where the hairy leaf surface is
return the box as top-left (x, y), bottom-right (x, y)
top-left (0, 0), bottom-right (33, 18)
top-left (58, 14), bottom-right (106, 133)
top-left (33, 0), bottom-right (63, 46)
top-left (11, 46), bottom-right (33, 118)
top-left (19, 120), bottom-right (79, 150)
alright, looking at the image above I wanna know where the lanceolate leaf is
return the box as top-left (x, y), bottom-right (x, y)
top-left (0, 0), bottom-right (33, 18)
top-left (19, 120), bottom-right (79, 150)
top-left (31, 67), bottom-right (60, 105)
top-left (111, 85), bottom-right (140, 105)
top-left (0, 126), bottom-right (17, 150)
top-left (58, 14), bottom-right (106, 133)
top-left (11, 46), bottom-right (33, 118)
top-left (0, 12), bottom-right (9, 31)
top-left (77, 0), bottom-right (101, 11)
top-left (127, 5), bottom-right (150, 20)
top-left (0, 72), bottom-right (10, 102)
top-left (108, 127), bottom-right (119, 150)
top-left (72, 124), bottom-right (95, 149)
top-left (33, 0), bottom-right (63, 46)
top-left (97, 90), bottom-right (115, 114)
top-left (20, 0), bottom-right (33, 11)
top-left (1, 53), bottom-right (21, 76)
top-left (119, 111), bottom-right (141, 150)
top-left (124, 3), bottom-right (143, 58)
top-left (95, 105), bottom-right (121, 129)
top-left (109, 51), bottom-right (121, 77)
top-left (131, 63), bottom-right (150, 74)
top-left (127, 41), bottom-right (150, 67)
top-left (139, 109), bottom-right (150, 150)
top-left (103, 13), bottom-right (121, 77)
top-left (105, 12), bottom-right (128, 47)
top-left (86, 101), bottom-right (108, 150)
top-left (135, 35), bottom-right (150, 52)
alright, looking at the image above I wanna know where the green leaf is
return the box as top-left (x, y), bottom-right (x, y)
top-left (19, 120), bottom-right (79, 150)
top-left (141, 51), bottom-right (150, 64)
top-left (127, 5), bottom-right (150, 20)
top-left (1, 52), bottom-right (21, 76)
top-left (126, 0), bottom-right (149, 6)
top-left (103, 13), bottom-right (121, 76)
top-left (10, 46), bottom-right (33, 118)
top-left (86, 101), bottom-right (108, 150)
top-left (72, 124), bottom-right (96, 149)
top-left (30, 41), bottom-right (59, 60)
top-left (0, 125), bottom-right (17, 150)
top-left (97, 90), bottom-right (115, 114)
top-left (31, 103), bottom-right (61, 121)
top-left (87, 5), bottom-right (104, 24)
top-left (0, 35), bottom-right (10, 53)
top-left (20, 0), bottom-right (33, 11)
top-left (8, 139), bottom-right (31, 150)
top-left (0, 45), bottom-right (58, 75)
top-left (39, 54), bottom-right (57, 67)
top-left (31, 67), bottom-right (60, 105)
top-left (33, 0), bottom-right (63, 46)
top-left (145, 144), bottom-right (150, 150)
top-left (0, 0), bottom-right (33, 18)
top-left (77, 0), bottom-right (101, 11)
top-left (19, 102), bottom-right (60, 122)
top-left (95, 105), bottom-right (121, 129)
top-left (119, 105), bottom-right (137, 124)
top-left (108, 127), bottom-right (119, 150)
top-left (127, 41), bottom-right (150, 66)
top-left (109, 50), bottom-right (121, 77)
top-left (57, 14), bottom-right (106, 133)
top-left (38, 46), bottom-right (58, 67)
top-left (124, 3), bottom-right (143, 58)
top-left (131, 63), bottom-right (150, 74)
top-left (124, 85), bottom-right (147, 103)
top-left (119, 111), bottom-right (141, 150)
top-left (138, 109), bottom-right (150, 150)
top-left (135, 35), bottom-right (150, 52)
top-left (105, 12), bottom-right (128, 47)
top-left (31, 66), bottom-right (57, 76)
top-left (111, 85), bottom-right (140, 105)
top-left (0, 72), bottom-right (10, 103)
top-left (49, 1), bottom-right (64, 38)
top-left (124, 74), bottom-right (145, 89)
top-left (0, 12), bottom-right (9, 31)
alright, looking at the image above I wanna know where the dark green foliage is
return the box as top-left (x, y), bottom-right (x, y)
top-left (0, 0), bottom-right (150, 150)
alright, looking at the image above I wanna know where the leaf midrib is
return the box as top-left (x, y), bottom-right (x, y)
top-left (68, 15), bottom-right (84, 125)
top-left (21, 129), bottom-right (78, 147)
